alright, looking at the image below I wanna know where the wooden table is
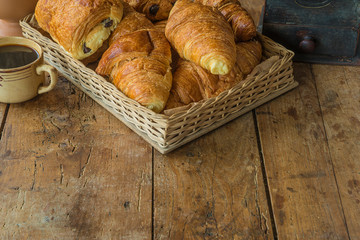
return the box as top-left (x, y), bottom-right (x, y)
top-left (0, 62), bottom-right (359, 239)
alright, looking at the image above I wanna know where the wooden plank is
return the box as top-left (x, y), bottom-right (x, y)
top-left (154, 112), bottom-right (274, 239)
top-left (255, 63), bottom-right (349, 239)
top-left (0, 77), bottom-right (152, 239)
top-left (0, 103), bottom-right (7, 138)
top-left (312, 64), bottom-right (360, 238)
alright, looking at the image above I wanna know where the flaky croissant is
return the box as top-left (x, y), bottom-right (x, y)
top-left (96, 29), bottom-right (172, 113)
top-left (165, 38), bottom-right (262, 109)
top-left (123, 0), bottom-right (175, 21)
top-left (165, 59), bottom-right (243, 109)
top-left (236, 39), bottom-right (263, 75)
top-left (153, 20), bottom-right (168, 32)
top-left (195, 0), bottom-right (256, 42)
top-left (165, 0), bottom-right (236, 75)
top-left (109, 2), bottom-right (154, 45)
top-left (35, 0), bottom-right (123, 61)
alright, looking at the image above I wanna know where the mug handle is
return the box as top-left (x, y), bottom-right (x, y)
top-left (36, 64), bottom-right (58, 94)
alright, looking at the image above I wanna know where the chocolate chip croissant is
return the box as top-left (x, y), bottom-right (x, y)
top-left (109, 2), bottom-right (154, 45)
top-left (35, 0), bottom-right (123, 61)
top-left (165, 0), bottom-right (236, 75)
top-left (123, 0), bottom-right (175, 21)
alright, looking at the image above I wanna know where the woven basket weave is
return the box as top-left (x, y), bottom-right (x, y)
top-left (20, 14), bottom-right (298, 154)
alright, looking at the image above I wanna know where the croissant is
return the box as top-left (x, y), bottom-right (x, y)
top-left (165, 38), bottom-right (262, 109)
top-left (195, 0), bottom-right (256, 42)
top-left (153, 20), bottom-right (168, 32)
top-left (96, 29), bottom-right (172, 113)
top-left (109, 2), bottom-right (154, 45)
top-left (123, 0), bottom-right (175, 21)
top-left (165, 59), bottom-right (243, 109)
top-left (35, 0), bottom-right (123, 61)
top-left (236, 39), bottom-right (263, 75)
top-left (165, 0), bottom-right (236, 75)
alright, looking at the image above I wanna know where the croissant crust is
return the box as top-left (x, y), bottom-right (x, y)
top-left (96, 29), bottom-right (172, 113)
top-left (122, 0), bottom-right (175, 21)
top-left (195, 0), bottom-right (257, 42)
top-left (166, 38), bottom-right (262, 109)
top-left (35, 0), bottom-right (123, 60)
top-left (109, 3), bottom-right (154, 45)
top-left (165, 0), bottom-right (236, 75)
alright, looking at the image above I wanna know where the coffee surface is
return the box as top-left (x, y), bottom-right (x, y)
top-left (0, 44), bottom-right (39, 69)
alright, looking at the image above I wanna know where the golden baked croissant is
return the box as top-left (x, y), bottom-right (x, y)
top-left (165, 59), bottom-right (243, 109)
top-left (109, 2), bottom-right (154, 45)
top-left (123, 0), bottom-right (175, 21)
top-left (165, 38), bottom-right (262, 109)
top-left (195, 0), bottom-right (256, 42)
top-left (153, 20), bottom-right (167, 32)
top-left (35, 0), bottom-right (123, 61)
top-left (165, 0), bottom-right (236, 75)
top-left (96, 29), bottom-right (172, 113)
top-left (236, 39), bottom-right (263, 75)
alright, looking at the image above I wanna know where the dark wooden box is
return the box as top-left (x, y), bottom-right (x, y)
top-left (262, 0), bottom-right (360, 65)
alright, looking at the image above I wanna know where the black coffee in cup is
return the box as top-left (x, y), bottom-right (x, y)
top-left (0, 44), bottom-right (39, 69)
top-left (0, 36), bottom-right (58, 104)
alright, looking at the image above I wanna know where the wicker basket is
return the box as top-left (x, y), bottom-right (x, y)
top-left (20, 14), bottom-right (298, 154)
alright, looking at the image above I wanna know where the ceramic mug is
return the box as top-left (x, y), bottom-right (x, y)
top-left (0, 36), bottom-right (58, 103)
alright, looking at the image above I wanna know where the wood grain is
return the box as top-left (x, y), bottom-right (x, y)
top-left (0, 103), bottom-right (7, 138)
top-left (255, 63), bottom-right (349, 239)
top-left (1, 61), bottom-right (359, 239)
top-left (0, 77), bottom-right (152, 239)
top-left (154, 112), bottom-right (274, 239)
top-left (312, 64), bottom-right (360, 239)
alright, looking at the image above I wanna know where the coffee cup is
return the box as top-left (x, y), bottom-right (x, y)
top-left (0, 36), bottom-right (58, 103)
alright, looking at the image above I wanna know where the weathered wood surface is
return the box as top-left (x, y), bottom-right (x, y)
top-left (312, 65), bottom-right (360, 239)
top-left (154, 112), bottom-right (273, 239)
top-left (255, 63), bottom-right (350, 239)
top-left (1, 63), bottom-right (360, 239)
top-left (264, 0), bottom-right (358, 26)
top-left (262, 1), bottom-right (360, 65)
top-left (0, 77), bottom-right (152, 239)
top-left (0, 103), bottom-right (7, 138)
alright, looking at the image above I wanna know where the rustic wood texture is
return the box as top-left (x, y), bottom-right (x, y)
top-left (264, 0), bottom-right (358, 26)
top-left (312, 64), bottom-right (360, 239)
top-left (255, 63), bottom-right (349, 239)
top-left (263, 1), bottom-right (360, 65)
top-left (0, 103), bottom-right (7, 138)
top-left (154, 112), bottom-right (273, 240)
top-left (1, 63), bottom-right (360, 239)
top-left (0, 77), bottom-right (152, 239)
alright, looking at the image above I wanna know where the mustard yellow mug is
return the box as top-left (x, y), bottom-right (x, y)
top-left (0, 36), bottom-right (57, 103)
